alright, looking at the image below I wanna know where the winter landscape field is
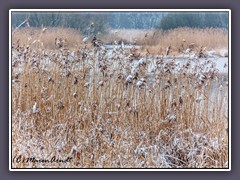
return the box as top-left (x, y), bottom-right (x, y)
top-left (11, 11), bottom-right (229, 169)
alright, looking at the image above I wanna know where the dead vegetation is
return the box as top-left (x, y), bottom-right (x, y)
top-left (11, 27), bottom-right (229, 168)
top-left (100, 28), bottom-right (227, 55)
top-left (12, 27), bottom-right (83, 50)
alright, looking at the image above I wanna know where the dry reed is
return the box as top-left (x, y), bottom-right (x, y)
top-left (11, 28), bottom-right (229, 168)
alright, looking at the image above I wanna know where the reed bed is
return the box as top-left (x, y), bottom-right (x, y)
top-left (145, 28), bottom-right (228, 55)
top-left (11, 29), bottom-right (228, 168)
top-left (12, 27), bottom-right (83, 50)
top-left (13, 27), bottom-right (228, 52)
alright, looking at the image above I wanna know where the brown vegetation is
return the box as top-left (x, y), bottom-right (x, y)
top-left (11, 27), bottom-right (229, 168)
top-left (12, 27), bottom-right (83, 50)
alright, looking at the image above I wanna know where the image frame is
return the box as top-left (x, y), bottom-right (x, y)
top-left (9, 9), bottom-right (231, 171)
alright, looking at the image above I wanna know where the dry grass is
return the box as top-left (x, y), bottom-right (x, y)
top-left (101, 29), bottom-right (157, 45)
top-left (144, 28), bottom-right (228, 55)
top-left (11, 29), bottom-right (228, 168)
top-left (12, 27), bottom-right (83, 50)
top-left (101, 28), bottom-right (228, 55)
top-left (13, 27), bottom-right (228, 55)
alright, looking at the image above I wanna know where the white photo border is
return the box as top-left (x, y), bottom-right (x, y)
top-left (9, 9), bottom-right (231, 171)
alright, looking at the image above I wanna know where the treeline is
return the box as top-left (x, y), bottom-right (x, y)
top-left (12, 12), bottom-right (108, 35)
top-left (12, 12), bottom-right (228, 33)
top-left (108, 12), bottom-right (163, 29)
top-left (160, 12), bottom-right (228, 30)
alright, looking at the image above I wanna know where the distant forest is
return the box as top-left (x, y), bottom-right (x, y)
top-left (12, 12), bottom-right (229, 34)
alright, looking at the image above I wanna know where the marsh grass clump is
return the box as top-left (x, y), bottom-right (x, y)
top-left (12, 27), bottom-right (83, 50)
top-left (144, 28), bottom-right (228, 55)
top-left (11, 27), bottom-right (228, 168)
